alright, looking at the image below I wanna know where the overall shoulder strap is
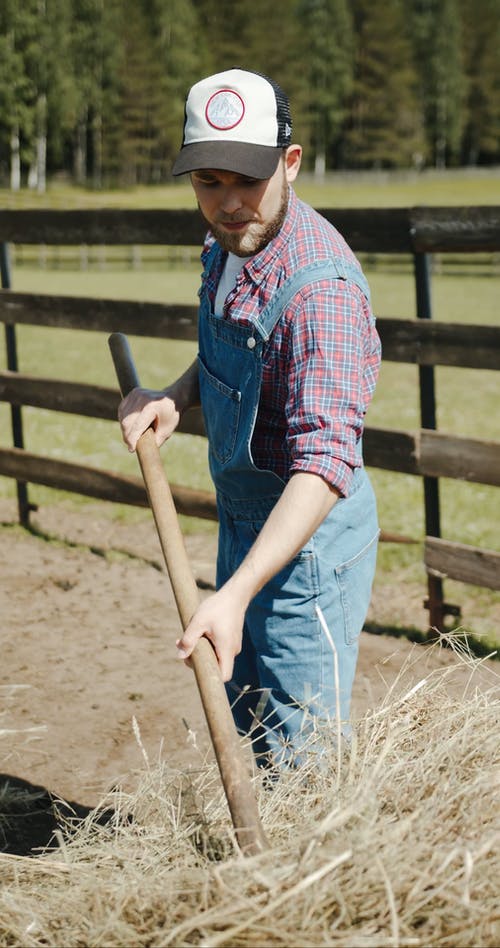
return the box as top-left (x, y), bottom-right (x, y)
top-left (199, 240), bottom-right (223, 292)
top-left (253, 258), bottom-right (371, 341)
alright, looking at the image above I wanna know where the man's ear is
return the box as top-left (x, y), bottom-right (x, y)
top-left (284, 144), bottom-right (302, 183)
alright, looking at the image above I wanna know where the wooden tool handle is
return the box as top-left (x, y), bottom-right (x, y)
top-left (109, 332), bottom-right (268, 855)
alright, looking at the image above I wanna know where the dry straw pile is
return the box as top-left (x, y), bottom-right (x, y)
top-left (1, 637), bottom-right (499, 948)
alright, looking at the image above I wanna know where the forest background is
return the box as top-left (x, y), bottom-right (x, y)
top-left (1, 0), bottom-right (499, 193)
top-left (0, 0), bottom-right (499, 647)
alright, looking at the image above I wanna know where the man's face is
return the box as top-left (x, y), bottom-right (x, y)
top-left (190, 147), bottom-right (301, 257)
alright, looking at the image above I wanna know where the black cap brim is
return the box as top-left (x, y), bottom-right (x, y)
top-left (172, 141), bottom-right (283, 179)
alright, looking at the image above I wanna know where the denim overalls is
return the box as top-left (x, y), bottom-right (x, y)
top-left (198, 246), bottom-right (379, 767)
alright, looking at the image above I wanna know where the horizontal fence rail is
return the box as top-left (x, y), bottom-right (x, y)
top-left (0, 446), bottom-right (217, 520)
top-left (1, 373), bottom-right (499, 488)
top-left (1, 205), bottom-right (499, 629)
top-left (1, 205), bottom-right (499, 251)
top-left (425, 538), bottom-right (500, 591)
top-left (1, 295), bottom-right (499, 369)
top-left (0, 291), bottom-right (199, 339)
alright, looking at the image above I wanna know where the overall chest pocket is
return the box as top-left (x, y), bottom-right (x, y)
top-left (198, 356), bottom-right (242, 465)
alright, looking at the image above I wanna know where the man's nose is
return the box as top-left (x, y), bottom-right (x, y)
top-left (219, 187), bottom-right (243, 215)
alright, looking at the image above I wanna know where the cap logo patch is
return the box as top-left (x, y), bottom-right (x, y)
top-left (206, 89), bottom-right (245, 131)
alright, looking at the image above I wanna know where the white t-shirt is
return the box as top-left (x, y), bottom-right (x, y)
top-left (214, 252), bottom-right (253, 315)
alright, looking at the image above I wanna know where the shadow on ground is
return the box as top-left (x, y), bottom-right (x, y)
top-left (0, 773), bottom-right (118, 857)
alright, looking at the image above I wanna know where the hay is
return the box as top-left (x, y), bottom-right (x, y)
top-left (0, 638), bottom-right (499, 948)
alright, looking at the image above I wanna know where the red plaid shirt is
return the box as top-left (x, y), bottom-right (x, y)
top-left (200, 188), bottom-right (381, 497)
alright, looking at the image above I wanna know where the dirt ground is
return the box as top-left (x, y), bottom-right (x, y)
top-left (1, 497), bottom-right (498, 841)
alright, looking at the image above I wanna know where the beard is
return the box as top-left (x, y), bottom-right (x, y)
top-left (204, 175), bottom-right (289, 257)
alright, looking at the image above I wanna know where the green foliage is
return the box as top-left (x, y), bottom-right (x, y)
top-left (0, 0), bottom-right (499, 184)
top-left (345, 0), bottom-right (424, 168)
top-left (459, 0), bottom-right (500, 164)
top-left (68, 0), bottom-right (113, 185)
top-left (0, 35), bottom-right (32, 150)
top-left (294, 0), bottom-right (355, 175)
top-left (409, 0), bottom-right (465, 166)
top-left (0, 2), bottom-right (37, 163)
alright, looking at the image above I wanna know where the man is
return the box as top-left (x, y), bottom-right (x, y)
top-left (119, 68), bottom-right (380, 769)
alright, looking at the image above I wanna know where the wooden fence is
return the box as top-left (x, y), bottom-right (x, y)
top-left (1, 205), bottom-right (499, 632)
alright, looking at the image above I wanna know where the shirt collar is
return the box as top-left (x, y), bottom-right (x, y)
top-left (243, 186), bottom-right (298, 285)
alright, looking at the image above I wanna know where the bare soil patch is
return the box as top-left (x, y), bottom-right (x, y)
top-left (1, 499), bottom-right (497, 855)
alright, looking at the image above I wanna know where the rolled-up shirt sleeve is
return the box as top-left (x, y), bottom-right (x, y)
top-left (285, 280), bottom-right (380, 497)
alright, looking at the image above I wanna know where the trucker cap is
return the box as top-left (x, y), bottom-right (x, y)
top-left (172, 68), bottom-right (292, 179)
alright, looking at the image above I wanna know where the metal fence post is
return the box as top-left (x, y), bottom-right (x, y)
top-left (1, 242), bottom-right (33, 527)
top-left (413, 252), bottom-right (460, 631)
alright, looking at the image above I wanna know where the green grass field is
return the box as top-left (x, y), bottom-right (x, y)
top-left (1, 171), bottom-right (498, 643)
top-left (1, 165), bottom-right (499, 209)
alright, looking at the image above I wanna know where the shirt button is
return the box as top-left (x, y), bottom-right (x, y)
top-left (247, 337), bottom-right (256, 349)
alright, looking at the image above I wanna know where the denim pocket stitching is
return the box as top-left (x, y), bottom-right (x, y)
top-left (335, 529), bottom-right (380, 576)
top-left (198, 357), bottom-right (241, 464)
top-left (335, 530), bottom-right (380, 646)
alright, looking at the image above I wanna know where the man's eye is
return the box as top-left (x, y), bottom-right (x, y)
top-left (194, 176), bottom-right (218, 187)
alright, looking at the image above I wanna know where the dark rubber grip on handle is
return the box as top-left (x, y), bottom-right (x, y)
top-left (109, 332), bottom-right (141, 397)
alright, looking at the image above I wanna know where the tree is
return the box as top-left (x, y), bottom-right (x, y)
top-left (344, 0), bottom-right (424, 168)
top-left (193, 0), bottom-right (252, 72)
top-left (150, 0), bottom-right (209, 174)
top-left (1, 0), bottom-right (500, 184)
top-left (0, 1), bottom-right (37, 189)
top-left (99, 0), bottom-right (204, 185)
top-left (223, 0), bottom-right (302, 110)
top-left (11, 0), bottom-right (77, 192)
top-left (68, 0), bottom-right (114, 187)
top-left (459, 0), bottom-right (500, 164)
top-left (409, 0), bottom-right (464, 167)
top-left (0, 33), bottom-right (28, 189)
top-left (294, 0), bottom-right (354, 177)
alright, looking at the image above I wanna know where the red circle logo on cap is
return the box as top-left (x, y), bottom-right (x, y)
top-left (205, 89), bottom-right (245, 130)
